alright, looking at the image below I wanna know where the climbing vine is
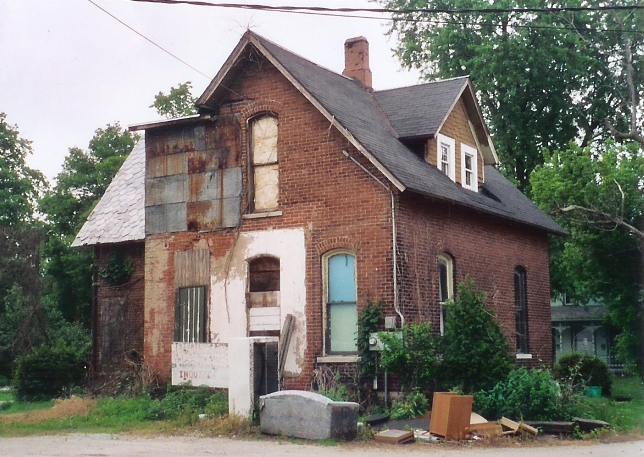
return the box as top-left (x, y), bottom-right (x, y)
top-left (357, 299), bottom-right (383, 380)
top-left (98, 251), bottom-right (136, 287)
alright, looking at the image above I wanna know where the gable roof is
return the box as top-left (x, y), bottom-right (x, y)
top-left (72, 139), bottom-right (145, 247)
top-left (197, 32), bottom-right (564, 236)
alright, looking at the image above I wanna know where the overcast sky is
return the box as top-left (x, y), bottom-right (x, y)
top-left (1, 0), bottom-right (422, 184)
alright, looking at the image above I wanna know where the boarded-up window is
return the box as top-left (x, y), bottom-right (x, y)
top-left (514, 267), bottom-right (529, 354)
top-left (325, 252), bottom-right (358, 354)
top-left (249, 257), bottom-right (280, 293)
top-left (250, 115), bottom-right (279, 211)
top-left (174, 286), bottom-right (207, 343)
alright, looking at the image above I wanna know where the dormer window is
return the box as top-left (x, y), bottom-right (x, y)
top-left (436, 134), bottom-right (455, 182)
top-left (461, 144), bottom-right (478, 191)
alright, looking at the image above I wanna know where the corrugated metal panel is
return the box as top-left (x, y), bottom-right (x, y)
top-left (147, 153), bottom-right (187, 178)
top-left (146, 175), bottom-right (188, 206)
top-left (146, 203), bottom-right (186, 235)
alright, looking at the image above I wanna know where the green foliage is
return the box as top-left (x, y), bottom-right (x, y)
top-left (317, 384), bottom-right (351, 402)
top-left (13, 344), bottom-right (87, 401)
top-left (531, 142), bottom-right (644, 367)
top-left (441, 279), bottom-right (514, 392)
top-left (475, 368), bottom-right (576, 421)
top-left (379, 321), bottom-right (439, 391)
top-left (151, 82), bottom-right (197, 119)
top-left (381, 1), bottom-right (643, 192)
top-left (98, 251), bottom-right (136, 287)
top-left (140, 387), bottom-right (228, 424)
top-left (389, 390), bottom-right (429, 419)
top-left (554, 353), bottom-right (612, 396)
top-left (39, 123), bottom-right (138, 326)
top-left (0, 112), bottom-right (47, 226)
top-left (357, 299), bottom-right (383, 380)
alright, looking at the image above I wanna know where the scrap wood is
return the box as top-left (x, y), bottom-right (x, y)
top-left (500, 417), bottom-right (538, 436)
top-left (374, 429), bottom-right (415, 444)
top-left (467, 421), bottom-right (503, 438)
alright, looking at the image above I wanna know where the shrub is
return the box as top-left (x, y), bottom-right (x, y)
top-left (389, 390), bottom-right (429, 419)
top-left (145, 386), bottom-right (219, 422)
top-left (475, 368), bottom-right (576, 421)
top-left (13, 345), bottom-right (87, 401)
top-left (379, 321), bottom-right (439, 391)
top-left (357, 300), bottom-right (383, 380)
top-left (554, 353), bottom-right (612, 396)
top-left (441, 279), bottom-right (514, 393)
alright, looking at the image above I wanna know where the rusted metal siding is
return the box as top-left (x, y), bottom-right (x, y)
top-left (145, 116), bottom-right (242, 234)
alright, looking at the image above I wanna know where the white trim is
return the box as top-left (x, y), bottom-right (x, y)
top-left (436, 134), bottom-right (456, 182)
top-left (242, 210), bottom-right (283, 219)
top-left (322, 250), bottom-right (358, 355)
top-left (316, 355), bottom-right (360, 363)
top-left (516, 353), bottom-right (533, 360)
top-left (437, 254), bottom-right (454, 336)
top-left (460, 143), bottom-right (478, 191)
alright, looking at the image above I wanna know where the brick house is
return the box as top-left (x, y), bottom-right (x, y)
top-left (73, 31), bottom-right (565, 414)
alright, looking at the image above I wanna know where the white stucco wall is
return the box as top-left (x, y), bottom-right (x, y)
top-left (211, 228), bottom-right (307, 375)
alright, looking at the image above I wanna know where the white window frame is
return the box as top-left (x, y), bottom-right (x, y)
top-left (461, 143), bottom-right (478, 191)
top-left (437, 254), bottom-right (454, 335)
top-left (322, 250), bottom-right (358, 355)
top-left (436, 134), bottom-right (456, 182)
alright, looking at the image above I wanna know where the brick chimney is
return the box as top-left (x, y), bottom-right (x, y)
top-left (342, 37), bottom-right (372, 90)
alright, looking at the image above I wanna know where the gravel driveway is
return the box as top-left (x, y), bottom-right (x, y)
top-left (1, 434), bottom-right (642, 457)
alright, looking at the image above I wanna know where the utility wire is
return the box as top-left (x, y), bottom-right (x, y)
top-left (129, 1), bottom-right (644, 15)
top-left (87, 0), bottom-right (212, 79)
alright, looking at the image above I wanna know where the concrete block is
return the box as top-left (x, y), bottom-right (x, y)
top-left (259, 390), bottom-right (358, 440)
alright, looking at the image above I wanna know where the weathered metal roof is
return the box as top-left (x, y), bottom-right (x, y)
top-left (72, 139), bottom-right (145, 247)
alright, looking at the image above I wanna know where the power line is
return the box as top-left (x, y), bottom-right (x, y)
top-left (87, 0), bottom-right (212, 80)
top-left (129, 1), bottom-right (644, 15)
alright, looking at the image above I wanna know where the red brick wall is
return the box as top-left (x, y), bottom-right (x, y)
top-left (93, 242), bottom-right (145, 375)
top-left (142, 51), bottom-right (553, 388)
top-left (396, 194), bottom-right (553, 367)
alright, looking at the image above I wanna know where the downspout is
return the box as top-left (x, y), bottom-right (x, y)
top-left (341, 150), bottom-right (404, 327)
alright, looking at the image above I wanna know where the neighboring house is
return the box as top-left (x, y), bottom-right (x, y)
top-left (551, 298), bottom-right (623, 371)
top-left (73, 32), bottom-right (565, 415)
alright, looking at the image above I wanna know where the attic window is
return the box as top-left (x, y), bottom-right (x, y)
top-left (461, 144), bottom-right (478, 191)
top-left (436, 134), bottom-right (455, 182)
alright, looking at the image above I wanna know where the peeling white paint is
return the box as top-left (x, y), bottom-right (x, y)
top-left (211, 228), bottom-right (307, 376)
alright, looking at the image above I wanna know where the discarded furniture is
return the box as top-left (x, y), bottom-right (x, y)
top-left (259, 390), bottom-right (358, 440)
top-left (500, 417), bottom-right (538, 436)
top-left (429, 392), bottom-right (473, 440)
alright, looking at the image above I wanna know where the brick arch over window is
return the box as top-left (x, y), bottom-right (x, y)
top-left (315, 236), bottom-right (360, 256)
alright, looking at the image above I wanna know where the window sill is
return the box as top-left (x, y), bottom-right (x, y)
top-left (243, 210), bottom-right (283, 220)
top-left (317, 355), bottom-right (360, 364)
top-left (516, 353), bottom-right (533, 360)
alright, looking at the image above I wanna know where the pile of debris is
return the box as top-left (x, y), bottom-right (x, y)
top-left (370, 391), bottom-right (610, 444)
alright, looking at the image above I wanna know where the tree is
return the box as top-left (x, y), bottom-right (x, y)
top-left (0, 114), bottom-right (47, 379)
top-left (441, 279), bottom-right (514, 392)
top-left (151, 81), bottom-right (197, 119)
top-left (380, 0), bottom-right (642, 191)
top-left (531, 142), bottom-right (644, 371)
top-left (39, 124), bottom-right (138, 325)
top-left (0, 113), bottom-right (46, 226)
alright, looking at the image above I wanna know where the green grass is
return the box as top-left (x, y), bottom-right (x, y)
top-left (0, 389), bottom-right (53, 415)
top-left (575, 375), bottom-right (644, 433)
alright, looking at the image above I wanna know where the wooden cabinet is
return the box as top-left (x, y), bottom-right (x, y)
top-left (429, 392), bottom-right (473, 440)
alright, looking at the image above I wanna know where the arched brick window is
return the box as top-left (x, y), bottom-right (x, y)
top-left (249, 114), bottom-right (279, 212)
top-left (514, 266), bottom-right (529, 354)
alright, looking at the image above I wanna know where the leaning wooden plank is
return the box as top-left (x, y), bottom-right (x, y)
top-left (500, 417), bottom-right (520, 433)
top-left (374, 429), bottom-right (415, 444)
top-left (518, 421), bottom-right (539, 436)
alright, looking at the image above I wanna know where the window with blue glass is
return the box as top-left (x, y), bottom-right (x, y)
top-left (325, 252), bottom-right (358, 354)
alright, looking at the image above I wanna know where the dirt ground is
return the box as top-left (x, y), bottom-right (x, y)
top-left (1, 434), bottom-right (642, 457)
